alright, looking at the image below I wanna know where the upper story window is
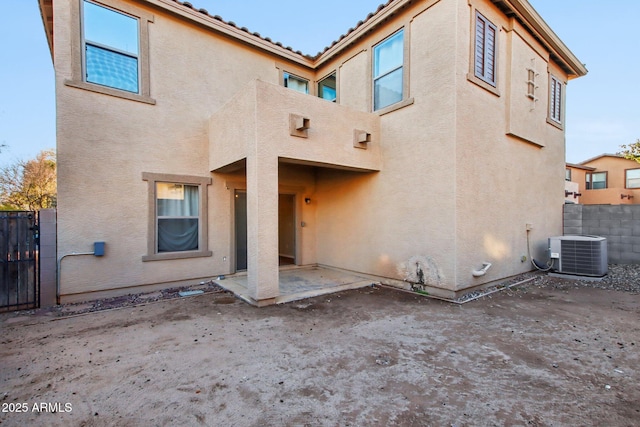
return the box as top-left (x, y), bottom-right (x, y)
top-left (66, 0), bottom-right (154, 104)
top-left (83, 1), bottom-right (140, 93)
top-left (586, 172), bottom-right (607, 190)
top-left (318, 73), bottom-right (337, 102)
top-left (284, 72), bottom-right (309, 94)
top-left (549, 75), bottom-right (563, 124)
top-left (474, 12), bottom-right (497, 87)
top-left (373, 29), bottom-right (404, 111)
top-left (565, 168), bottom-right (571, 181)
top-left (626, 169), bottom-right (640, 189)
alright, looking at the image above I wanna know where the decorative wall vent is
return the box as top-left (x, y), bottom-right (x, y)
top-left (353, 129), bottom-right (371, 149)
top-left (289, 113), bottom-right (310, 138)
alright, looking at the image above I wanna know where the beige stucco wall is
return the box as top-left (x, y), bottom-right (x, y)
top-left (453, 0), bottom-right (568, 290)
top-left (211, 80), bottom-right (382, 173)
top-left (311, 0), bottom-right (459, 294)
top-left (51, 0), bottom-right (583, 301)
top-left (54, 0), bottom-right (307, 300)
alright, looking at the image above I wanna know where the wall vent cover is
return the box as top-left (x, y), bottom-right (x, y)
top-left (549, 235), bottom-right (608, 277)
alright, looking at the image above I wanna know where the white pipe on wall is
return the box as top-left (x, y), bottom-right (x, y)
top-left (472, 262), bottom-right (492, 277)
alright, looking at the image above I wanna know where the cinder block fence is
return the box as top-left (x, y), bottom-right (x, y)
top-left (563, 204), bottom-right (640, 264)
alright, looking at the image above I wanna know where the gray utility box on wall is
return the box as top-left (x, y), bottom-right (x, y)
top-left (549, 235), bottom-right (608, 277)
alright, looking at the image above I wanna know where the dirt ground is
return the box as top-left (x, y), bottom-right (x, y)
top-left (1, 281), bottom-right (639, 426)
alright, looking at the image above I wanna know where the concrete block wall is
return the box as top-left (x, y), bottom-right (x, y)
top-left (563, 204), bottom-right (640, 264)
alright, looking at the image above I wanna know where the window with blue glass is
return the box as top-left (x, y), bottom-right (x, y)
top-left (373, 29), bottom-right (404, 111)
top-left (318, 73), bottom-right (337, 102)
top-left (83, 1), bottom-right (140, 93)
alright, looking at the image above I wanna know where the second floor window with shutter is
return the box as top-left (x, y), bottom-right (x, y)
top-left (549, 75), bottom-right (563, 123)
top-left (474, 12), bottom-right (497, 87)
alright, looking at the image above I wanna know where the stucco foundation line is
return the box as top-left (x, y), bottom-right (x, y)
top-left (382, 276), bottom-right (537, 305)
top-left (48, 290), bottom-right (224, 322)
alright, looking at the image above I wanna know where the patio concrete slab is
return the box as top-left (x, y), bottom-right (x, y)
top-left (215, 265), bottom-right (378, 305)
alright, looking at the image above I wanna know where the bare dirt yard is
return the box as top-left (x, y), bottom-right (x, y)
top-left (1, 276), bottom-right (639, 426)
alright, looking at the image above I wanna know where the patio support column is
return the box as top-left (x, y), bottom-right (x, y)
top-left (246, 152), bottom-right (279, 304)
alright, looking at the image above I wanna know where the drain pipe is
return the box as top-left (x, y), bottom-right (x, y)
top-left (472, 262), bottom-right (492, 277)
top-left (56, 242), bottom-right (105, 305)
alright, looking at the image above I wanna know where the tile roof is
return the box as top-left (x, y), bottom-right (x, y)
top-left (38, 0), bottom-right (586, 78)
top-left (170, 0), bottom-right (397, 60)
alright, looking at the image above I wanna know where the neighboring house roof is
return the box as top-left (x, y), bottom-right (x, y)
top-left (578, 153), bottom-right (626, 165)
top-left (38, 0), bottom-right (587, 78)
top-left (566, 162), bottom-right (595, 171)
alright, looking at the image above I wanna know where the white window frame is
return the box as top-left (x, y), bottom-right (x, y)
top-left (625, 168), bottom-right (640, 189)
top-left (372, 29), bottom-right (405, 112)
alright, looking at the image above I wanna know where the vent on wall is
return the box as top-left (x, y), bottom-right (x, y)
top-left (549, 236), bottom-right (608, 277)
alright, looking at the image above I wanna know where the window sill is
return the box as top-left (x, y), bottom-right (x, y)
top-left (466, 73), bottom-right (500, 97)
top-left (142, 250), bottom-right (212, 262)
top-left (65, 80), bottom-right (156, 105)
top-left (375, 97), bottom-right (414, 116)
top-left (546, 117), bottom-right (564, 130)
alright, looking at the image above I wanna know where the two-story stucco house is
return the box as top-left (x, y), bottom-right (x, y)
top-left (566, 155), bottom-right (640, 205)
top-left (38, 0), bottom-right (586, 305)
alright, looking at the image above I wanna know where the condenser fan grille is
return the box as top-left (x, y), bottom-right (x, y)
top-left (560, 239), bottom-right (605, 275)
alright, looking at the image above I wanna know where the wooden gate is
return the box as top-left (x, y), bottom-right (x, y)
top-left (0, 211), bottom-right (39, 311)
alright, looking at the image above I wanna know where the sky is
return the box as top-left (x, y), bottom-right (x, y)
top-left (1, 0), bottom-right (638, 166)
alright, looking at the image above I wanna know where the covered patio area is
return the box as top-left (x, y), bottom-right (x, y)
top-left (210, 80), bottom-right (381, 306)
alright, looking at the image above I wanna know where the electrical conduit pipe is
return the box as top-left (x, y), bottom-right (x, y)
top-left (56, 242), bottom-right (105, 304)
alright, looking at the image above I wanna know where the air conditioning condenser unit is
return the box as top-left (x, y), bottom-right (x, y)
top-left (548, 235), bottom-right (607, 277)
